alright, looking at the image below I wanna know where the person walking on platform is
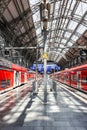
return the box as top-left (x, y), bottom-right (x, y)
top-left (47, 75), bottom-right (53, 91)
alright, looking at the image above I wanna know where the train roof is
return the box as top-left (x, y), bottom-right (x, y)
top-left (0, 57), bottom-right (27, 71)
top-left (28, 70), bottom-right (36, 73)
top-left (56, 64), bottom-right (87, 73)
top-left (12, 64), bottom-right (27, 72)
top-left (69, 64), bottom-right (87, 71)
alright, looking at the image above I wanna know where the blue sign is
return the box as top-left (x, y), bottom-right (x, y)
top-left (30, 63), bottom-right (60, 74)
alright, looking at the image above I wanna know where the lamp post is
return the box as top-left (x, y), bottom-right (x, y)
top-left (40, 0), bottom-right (50, 103)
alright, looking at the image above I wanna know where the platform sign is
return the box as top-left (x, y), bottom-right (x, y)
top-left (43, 53), bottom-right (48, 59)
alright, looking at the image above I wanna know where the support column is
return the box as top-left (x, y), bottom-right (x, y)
top-left (35, 47), bottom-right (38, 93)
top-left (43, 30), bottom-right (47, 104)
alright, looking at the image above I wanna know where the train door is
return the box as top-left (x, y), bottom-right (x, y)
top-left (77, 71), bottom-right (81, 90)
top-left (24, 73), bottom-right (27, 82)
top-left (14, 71), bottom-right (20, 86)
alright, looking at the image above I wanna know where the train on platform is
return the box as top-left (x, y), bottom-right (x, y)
top-left (0, 58), bottom-right (36, 93)
top-left (51, 64), bottom-right (87, 93)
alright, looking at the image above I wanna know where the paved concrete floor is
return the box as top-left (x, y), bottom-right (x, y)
top-left (0, 81), bottom-right (87, 130)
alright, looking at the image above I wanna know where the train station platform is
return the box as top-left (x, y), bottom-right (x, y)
top-left (0, 80), bottom-right (87, 130)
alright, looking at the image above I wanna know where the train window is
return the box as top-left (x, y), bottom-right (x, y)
top-left (66, 75), bottom-right (69, 80)
top-left (82, 76), bottom-right (87, 83)
top-left (72, 74), bottom-right (77, 81)
top-left (1, 79), bottom-right (10, 88)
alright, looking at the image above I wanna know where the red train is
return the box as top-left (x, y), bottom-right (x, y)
top-left (51, 64), bottom-right (87, 93)
top-left (0, 58), bottom-right (36, 93)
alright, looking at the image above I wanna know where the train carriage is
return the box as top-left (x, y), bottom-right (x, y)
top-left (52, 64), bottom-right (87, 93)
top-left (69, 64), bottom-right (87, 91)
top-left (0, 58), bottom-right (28, 93)
top-left (0, 58), bottom-right (13, 92)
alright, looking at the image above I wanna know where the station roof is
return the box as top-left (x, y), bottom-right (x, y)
top-left (0, 0), bottom-right (37, 64)
top-left (0, 0), bottom-right (87, 67)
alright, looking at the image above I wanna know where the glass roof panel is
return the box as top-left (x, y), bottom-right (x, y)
top-left (30, 0), bottom-right (37, 5)
top-left (67, 42), bottom-right (73, 46)
top-left (51, 20), bottom-right (56, 30)
top-left (76, 25), bottom-right (87, 34)
top-left (61, 39), bottom-right (67, 44)
top-left (71, 35), bottom-right (78, 41)
top-left (55, 1), bottom-right (60, 11)
top-left (64, 32), bottom-right (71, 38)
top-left (3, 9), bottom-right (12, 22)
top-left (29, 0), bottom-right (87, 64)
top-left (50, 2), bottom-right (54, 13)
top-left (33, 11), bottom-right (40, 22)
top-left (68, 0), bottom-right (76, 10)
top-left (60, 19), bottom-right (68, 28)
top-left (67, 21), bottom-right (78, 30)
top-left (62, 49), bottom-right (69, 54)
top-left (8, 1), bottom-right (19, 18)
top-left (75, 2), bottom-right (87, 16)
top-left (59, 44), bottom-right (65, 48)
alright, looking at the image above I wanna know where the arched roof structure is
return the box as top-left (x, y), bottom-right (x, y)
top-left (0, 0), bottom-right (87, 68)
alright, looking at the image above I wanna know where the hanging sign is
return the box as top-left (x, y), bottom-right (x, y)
top-left (43, 53), bottom-right (48, 59)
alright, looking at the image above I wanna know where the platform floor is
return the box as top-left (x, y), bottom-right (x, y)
top-left (0, 81), bottom-right (87, 130)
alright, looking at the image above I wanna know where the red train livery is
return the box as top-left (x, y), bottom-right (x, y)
top-left (0, 58), bottom-right (36, 93)
top-left (52, 64), bottom-right (87, 93)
